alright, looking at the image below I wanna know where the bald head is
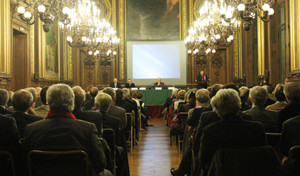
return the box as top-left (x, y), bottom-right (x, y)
top-left (13, 89), bottom-right (33, 112)
top-left (196, 89), bottom-right (210, 104)
top-left (90, 87), bottom-right (98, 98)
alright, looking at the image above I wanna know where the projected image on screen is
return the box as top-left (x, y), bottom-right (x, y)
top-left (132, 44), bottom-right (181, 79)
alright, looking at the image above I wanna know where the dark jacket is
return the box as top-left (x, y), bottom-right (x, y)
top-left (243, 106), bottom-right (278, 132)
top-left (154, 82), bottom-right (164, 87)
top-left (278, 99), bottom-right (300, 132)
top-left (187, 106), bottom-right (212, 128)
top-left (8, 112), bottom-right (43, 138)
top-left (107, 105), bottom-right (127, 130)
top-left (280, 115), bottom-right (300, 156)
top-left (197, 116), bottom-right (266, 176)
top-left (125, 83), bottom-right (135, 88)
top-left (102, 112), bottom-right (122, 146)
top-left (115, 99), bottom-right (132, 113)
top-left (23, 116), bottom-right (106, 176)
top-left (0, 106), bottom-right (12, 115)
top-left (110, 83), bottom-right (122, 88)
top-left (73, 109), bottom-right (103, 136)
top-left (84, 97), bottom-right (95, 111)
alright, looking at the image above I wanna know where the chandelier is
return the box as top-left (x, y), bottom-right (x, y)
top-left (15, 0), bottom-right (75, 32)
top-left (59, 0), bottom-right (105, 48)
top-left (224, 0), bottom-right (275, 31)
top-left (185, 0), bottom-right (240, 55)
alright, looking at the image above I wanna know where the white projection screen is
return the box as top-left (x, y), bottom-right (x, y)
top-left (127, 41), bottom-right (187, 86)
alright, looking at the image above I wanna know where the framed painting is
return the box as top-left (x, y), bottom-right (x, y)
top-left (45, 22), bottom-right (59, 80)
top-left (126, 0), bottom-right (180, 40)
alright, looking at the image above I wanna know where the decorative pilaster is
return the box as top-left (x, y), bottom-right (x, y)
top-left (0, 0), bottom-right (11, 74)
top-left (257, 18), bottom-right (265, 76)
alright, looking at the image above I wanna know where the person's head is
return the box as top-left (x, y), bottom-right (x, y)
top-left (0, 88), bottom-right (9, 107)
top-left (115, 89), bottom-right (123, 100)
top-left (113, 78), bottom-right (118, 83)
top-left (128, 79), bottom-right (132, 84)
top-left (157, 78), bottom-right (161, 82)
top-left (95, 93), bottom-right (112, 112)
top-left (266, 86), bottom-right (274, 94)
top-left (177, 90), bottom-right (186, 100)
top-left (90, 87), bottom-right (98, 98)
top-left (103, 87), bottom-right (116, 102)
top-left (283, 82), bottom-right (300, 102)
top-left (122, 88), bottom-right (130, 99)
top-left (273, 84), bottom-right (286, 102)
top-left (47, 84), bottom-right (74, 112)
top-left (13, 89), bottom-right (33, 112)
top-left (72, 86), bottom-right (86, 110)
top-left (40, 87), bottom-right (49, 105)
top-left (211, 89), bottom-right (241, 118)
top-left (223, 83), bottom-right (240, 95)
top-left (25, 87), bottom-right (37, 104)
top-left (35, 87), bottom-right (42, 97)
top-left (285, 78), bottom-right (289, 84)
top-left (195, 89), bottom-right (210, 105)
top-left (131, 90), bottom-right (138, 99)
top-left (200, 70), bottom-right (204, 75)
top-left (137, 92), bottom-right (143, 99)
top-left (239, 86), bottom-right (249, 104)
top-left (249, 86), bottom-right (268, 107)
top-left (86, 85), bottom-right (93, 94)
top-left (172, 88), bottom-right (178, 97)
top-left (210, 84), bottom-right (223, 98)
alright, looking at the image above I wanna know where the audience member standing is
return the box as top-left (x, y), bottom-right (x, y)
top-left (196, 71), bottom-right (208, 89)
top-left (278, 82), bottom-right (300, 131)
top-left (8, 90), bottom-right (43, 138)
top-left (0, 88), bottom-right (12, 115)
top-left (24, 84), bottom-right (111, 176)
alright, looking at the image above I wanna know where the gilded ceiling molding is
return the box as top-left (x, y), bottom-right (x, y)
top-left (194, 0), bottom-right (200, 19)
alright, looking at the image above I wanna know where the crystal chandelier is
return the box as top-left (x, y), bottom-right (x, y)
top-left (59, 0), bottom-right (104, 48)
top-left (185, 1), bottom-right (240, 55)
top-left (15, 0), bottom-right (75, 32)
top-left (224, 0), bottom-right (275, 31)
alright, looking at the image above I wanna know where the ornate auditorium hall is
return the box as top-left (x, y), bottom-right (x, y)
top-left (1, 0), bottom-right (300, 176)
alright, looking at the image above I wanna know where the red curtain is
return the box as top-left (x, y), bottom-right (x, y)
top-left (145, 105), bottom-right (165, 118)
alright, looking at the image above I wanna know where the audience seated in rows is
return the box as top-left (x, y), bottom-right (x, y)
top-left (8, 89), bottom-right (43, 138)
top-left (243, 86), bottom-right (278, 132)
top-left (23, 84), bottom-right (111, 176)
top-left (239, 86), bottom-right (251, 111)
top-left (174, 90), bottom-right (186, 111)
top-left (34, 87), bottom-right (49, 117)
top-left (278, 82), bottom-right (300, 131)
top-left (266, 83), bottom-right (288, 112)
top-left (0, 88), bottom-right (12, 115)
top-left (115, 89), bottom-right (132, 114)
top-left (84, 86), bottom-right (98, 111)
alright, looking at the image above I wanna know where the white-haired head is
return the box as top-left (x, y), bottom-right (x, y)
top-left (47, 84), bottom-right (74, 112)
top-left (211, 89), bottom-right (241, 117)
top-left (72, 86), bottom-right (86, 109)
top-left (122, 88), bottom-right (130, 99)
top-left (95, 92), bottom-right (112, 112)
top-left (0, 88), bottom-right (9, 106)
top-left (249, 86), bottom-right (268, 107)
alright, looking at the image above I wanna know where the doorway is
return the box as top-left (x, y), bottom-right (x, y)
top-left (12, 29), bottom-right (29, 91)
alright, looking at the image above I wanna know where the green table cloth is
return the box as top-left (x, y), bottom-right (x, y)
top-left (139, 90), bottom-right (172, 106)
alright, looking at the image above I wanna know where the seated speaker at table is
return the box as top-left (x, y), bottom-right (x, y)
top-left (110, 77), bottom-right (122, 88)
top-left (125, 79), bottom-right (135, 88)
top-left (154, 78), bottom-right (164, 87)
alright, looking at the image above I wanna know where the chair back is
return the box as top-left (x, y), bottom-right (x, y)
top-left (125, 113), bottom-right (133, 131)
top-left (0, 151), bottom-right (16, 176)
top-left (288, 145), bottom-right (300, 175)
top-left (103, 128), bottom-right (116, 175)
top-left (208, 146), bottom-right (283, 176)
top-left (28, 150), bottom-right (89, 176)
top-left (265, 133), bottom-right (281, 149)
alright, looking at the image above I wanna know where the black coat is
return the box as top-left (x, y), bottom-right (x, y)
top-left (197, 116), bottom-right (266, 176)
top-left (102, 112), bottom-right (122, 146)
top-left (24, 116), bottom-right (107, 176)
top-left (187, 107), bottom-right (212, 128)
top-left (8, 112), bottom-right (43, 138)
top-left (125, 83), bottom-right (135, 88)
top-left (0, 106), bottom-right (12, 115)
top-left (278, 99), bottom-right (300, 132)
top-left (280, 115), bottom-right (300, 156)
top-left (84, 97), bottom-right (95, 111)
top-left (73, 109), bottom-right (103, 136)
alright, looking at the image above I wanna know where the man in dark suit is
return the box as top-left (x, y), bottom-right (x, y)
top-left (84, 86), bottom-right (98, 111)
top-left (8, 89), bottom-right (43, 138)
top-left (125, 79), bottom-right (135, 88)
top-left (123, 88), bottom-right (139, 139)
top-left (196, 71), bottom-right (208, 89)
top-left (280, 115), bottom-right (300, 166)
top-left (110, 78), bottom-right (122, 88)
top-left (0, 88), bottom-right (12, 115)
top-left (23, 84), bottom-right (111, 176)
top-left (243, 86), bottom-right (278, 132)
top-left (278, 82), bottom-right (300, 131)
top-left (103, 87), bottom-right (127, 130)
top-left (196, 89), bottom-right (266, 176)
top-left (95, 92), bottom-right (130, 176)
top-left (154, 78), bottom-right (164, 87)
top-left (72, 86), bottom-right (103, 136)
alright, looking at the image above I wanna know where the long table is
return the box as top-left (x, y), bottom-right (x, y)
top-left (139, 90), bottom-right (172, 118)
